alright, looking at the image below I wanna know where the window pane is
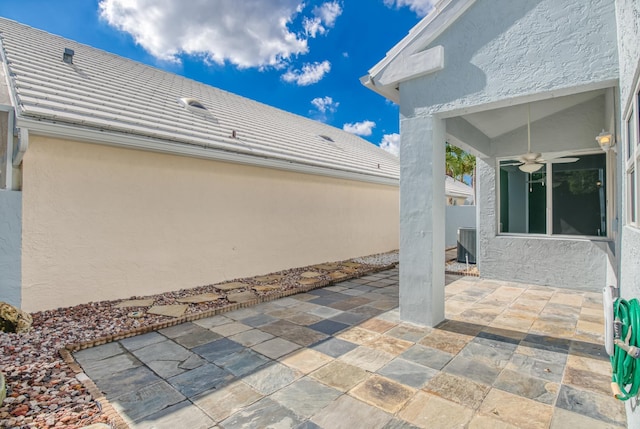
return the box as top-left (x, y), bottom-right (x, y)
top-left (629, 110), bottom-right (636, 159)
top-left (499, 163), bottom-right (546, 233)
top-left (552, 154), bottom-right (606, 236)
top-left (631, 169), bottom-right (636, 224)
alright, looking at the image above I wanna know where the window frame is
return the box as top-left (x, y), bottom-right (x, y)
top-left (496, 148), bottom-right (612, 240)
top-left (624, 80), bottom-right (640, 228)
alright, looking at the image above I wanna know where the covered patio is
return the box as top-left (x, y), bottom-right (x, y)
top-left (74, 271), bottom-right (625, 428)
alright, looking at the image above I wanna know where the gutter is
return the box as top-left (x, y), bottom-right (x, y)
top-left (17, 117), bottom-right (400, 187)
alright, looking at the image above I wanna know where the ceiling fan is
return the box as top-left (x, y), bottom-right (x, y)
top-left (501, 104), bottom-right (578, 173)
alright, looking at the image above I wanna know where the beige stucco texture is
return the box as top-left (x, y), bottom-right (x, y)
top-left (21, 136), bottom-right (399, 311)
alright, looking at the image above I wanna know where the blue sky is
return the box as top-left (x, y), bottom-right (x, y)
top-left (0, 0), bottom-right (436, 156)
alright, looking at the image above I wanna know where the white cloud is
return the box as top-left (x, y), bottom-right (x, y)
top-left (383, 0), bottom-right (436, 16)
top-left (315, 1), bottom-right (342, 27)
top-left (380, 133), bottom-right (400, 156)
top-left (343, 120), bottom-right (376, 136)
top-left (311, 96), bottom-right (339, 113)
top-left (303, 1), bottom-right (343, 37)
top-left (99, 0), bottom-right (342, 68)
top-left (282, 60), bottom-right (331, 85)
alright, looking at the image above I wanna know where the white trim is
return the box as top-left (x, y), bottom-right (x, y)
top-left (363, 0), bottom-right (476, 102)
top-left (376, 45), bottom-right (444, 87)
top-left (623, 75), bottom-right (640, 229)
top-left (368, 0), bottom-right (476, 78)
top-left (17, 118), bottom-right (399, 187)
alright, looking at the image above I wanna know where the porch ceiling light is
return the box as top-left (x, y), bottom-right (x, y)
top-left (596, 129), bottom-right (615, 152)
top-left (519, 162), bottom-right (543, 173)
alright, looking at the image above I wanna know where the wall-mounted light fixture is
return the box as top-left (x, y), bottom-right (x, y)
top-left (596, 129), bottom-right (615, 152)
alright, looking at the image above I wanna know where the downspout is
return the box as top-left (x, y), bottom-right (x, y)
top-left (12, 127), bottom-right (27, 168)
top-left (0, 104), bottom-right (14, 190)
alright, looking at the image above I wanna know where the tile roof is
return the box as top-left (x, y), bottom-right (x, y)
top-left (445, 175), bottom-right (473, 199)
top-left (0, 18), bottom-right (399, 182)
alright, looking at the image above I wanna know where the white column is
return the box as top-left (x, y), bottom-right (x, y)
top-left (399, 114), bottom-right (446, 326)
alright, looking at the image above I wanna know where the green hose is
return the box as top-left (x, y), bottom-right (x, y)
top-left (611, 298), bottom-right (640, 401)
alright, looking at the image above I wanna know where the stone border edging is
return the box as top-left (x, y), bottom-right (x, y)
top-left (445, 270), bottom-right (480, 277)
top-left (58, 262), bottom-right (397, 428)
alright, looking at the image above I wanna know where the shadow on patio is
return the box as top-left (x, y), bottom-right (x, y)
top-left (73, 270), bottom-right (626, 428)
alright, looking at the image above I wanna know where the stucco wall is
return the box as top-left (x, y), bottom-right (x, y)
top-left (20, 136), bottom-right (399, 311)
top-left (400, 0), bottom-right (619, 118)
top-left (616, 0), bottom-right (640, 109)
top-left (0, 190), bottom-right (21, 307)
top-left (445, 205), bottom-right (476, 248)
top-left (477, 159), bottom-right (609, 291)
top-left (616, 0), bottom-right (640, 424)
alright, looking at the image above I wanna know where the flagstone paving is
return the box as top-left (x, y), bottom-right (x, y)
top-left (73, 269), bottom-right (626, 428)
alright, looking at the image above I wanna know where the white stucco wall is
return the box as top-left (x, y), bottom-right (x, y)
top-left (400, 0), bottom-right (619, 119)
top-left (445, 205), bottom-right (476, 248)
top-left (0, 190), bottom-right (21, 307)
top-left (20, 136), bottom-right (399, 311)
top-left (615, 0), bottom-right (640, 425)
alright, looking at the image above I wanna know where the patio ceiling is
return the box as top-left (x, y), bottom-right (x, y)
top-left (446, 88), bottom-right (610, 158)
top-left (461, 89), bottom-right (606, 139)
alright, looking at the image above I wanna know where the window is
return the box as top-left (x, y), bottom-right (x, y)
top-left (625, 83), bottom-right (640, 227)
top-left (499, 153), bottom-right (608, 237)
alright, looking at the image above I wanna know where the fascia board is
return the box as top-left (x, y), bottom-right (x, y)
top-left (368, 0), bottom-right (476, 76)
top-left (376, 46), bottom-right (444, 87)
top-left (17, 117), bottom-right (399, 187)
top-left (367, 0), bottom-right (475, 85)
top-left (360, 75), bottom-right (400, 104)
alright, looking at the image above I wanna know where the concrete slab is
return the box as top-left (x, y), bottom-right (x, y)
top-left (226, 291), bottom-right (257, 304)
top-left (147, 304), bottom-right (188, 318)
top-left (115, 299), bottom-right (154, 308)
top-left (176, 293), bottom-right (223, 304)
top-left (216, 282), bottom-right (248, 291)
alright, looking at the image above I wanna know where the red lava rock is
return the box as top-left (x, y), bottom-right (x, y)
top-left (11, 404), bottom-right (29, 416)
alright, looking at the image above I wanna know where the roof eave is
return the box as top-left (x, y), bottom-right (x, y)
top-left (17, 116), bottom-right (400, 187)
top-left (364, 0), bottom-right (476, 101)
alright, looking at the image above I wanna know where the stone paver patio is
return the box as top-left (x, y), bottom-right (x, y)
top-left (74, 269), bottom-right (626, 428)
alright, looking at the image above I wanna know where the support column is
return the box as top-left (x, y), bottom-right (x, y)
top-left (399, 114), bottom-right (446, 326)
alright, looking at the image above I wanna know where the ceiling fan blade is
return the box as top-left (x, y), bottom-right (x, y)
top-left (500, 162), bottom-right (522, 167)
top-left (540, 151), bottom-right (574, 160)
top-left (548, 157), bottom-right (579, 164)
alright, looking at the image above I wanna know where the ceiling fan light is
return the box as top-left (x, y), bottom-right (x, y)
top-left (519, 162), bottom-right (543, 173)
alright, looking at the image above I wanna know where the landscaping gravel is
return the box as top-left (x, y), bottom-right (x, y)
top-left (353, 250), bottom-right (399, 266)
top-left (0, 252), bottom-right (397, 428)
